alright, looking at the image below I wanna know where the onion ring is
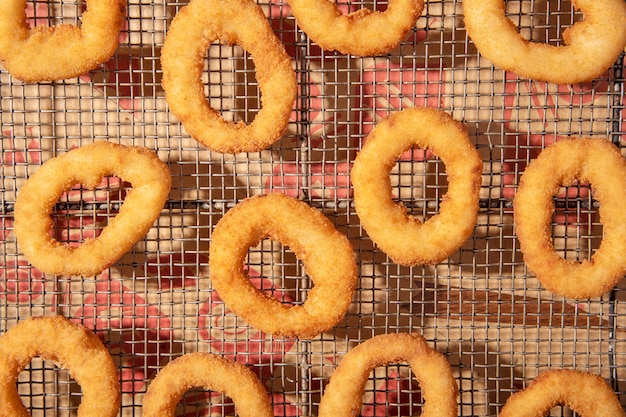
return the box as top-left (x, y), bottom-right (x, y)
top-left (499, 370), bottom-right (626, 417)
top-left (318, 333), bottom-right (458, 417)
top-left (142, 352), bottom-right (272, 417)
top-left (513, 138), bottom-right (626, 299)
top-left (462, 0), bottom-right (626, 84)
top-left (0, 316), bottom-right (120, 417)
top-left (0, 0), bottom-right (126, 82)
top-left (208, 193), bottom-right (357, 338)
top-left (351, 107), bottom-right (483, 266)
top-left (14, 141), bottom-right (171, 277)
top-left (161, 0), bottom-right (297, 154)
top-left (285, 0), bottom-right (424, 56)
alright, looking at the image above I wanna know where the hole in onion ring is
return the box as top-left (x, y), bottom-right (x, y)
top-left (550, 182), bottom-right (603, 264)
top-left (26, 0), bottom-right (81, 29)
top-left (391, 156), bottom-right (449, 220)
top-left (19, 358), bottom-right (82, 413)
top-left (246, 239), bottom-right (302, 307)
top-left (161, 0), bottom-right (297, 153)
top-left (177, 389), bottom-right (235, 416)
top-left (505, 0), bottom-right (583, 46)
top-left (50, 176), bottom-right (129, 248)
top-left (318, 332), bottom-right (458, 417)
top-left (355, 365), bottom-right (424, 416)
top-left (208, 193), bottom-right (357, 338)
top-left (208, 241), bottom-right (318, 329)
top-left (202, 45), bottom-right (261, 125)
top-left (333, 0), bottom-right (392, 17)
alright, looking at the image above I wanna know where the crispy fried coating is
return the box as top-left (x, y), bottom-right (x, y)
top-left (0, 316), bottom-right (120, 417)
top-left (209, 193), bottom-right (357, 338)
top-left (499, 370), bottom-right (626, 417)
top-left (286, 0), bottom-right (424, 56)
top-left (514, 138), bottom-right (626, 299)
top-left (161, 0), bottom-right (296, 153)
top-left (318, 333), bottom-right (458, 417)
top-left (14, 141), bottom-right (171, 277)
top-left (351, 107), bottom-right (483, 266)
top-left (463, 0), bottom-right (626, 84)
top-left (0, 0), bottom-right (125, 82)
top-left (142, 353), bottom-right (273, 417)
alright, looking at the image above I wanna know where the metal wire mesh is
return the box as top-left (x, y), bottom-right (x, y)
top-left (0, 0), bottom-right (625, 416)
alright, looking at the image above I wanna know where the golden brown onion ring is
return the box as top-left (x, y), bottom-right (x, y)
top-left (0, 0), bottom-right (125, 82)
top-left (513, 138), bottom-right (626, 299)
top-left (463, 0), bottom-right (626, 84)
top-left (499, 370), bottom-right (626, 417)
top-left (0, 316), bottom-right (120, 417)
top-left (161, 0), bottom-right (296, 154)
top-left (14, 141), bottom-right (171, 277)
top-left (142, 352), bottom-right (272, 417)
top-left (351, 107), bottom-right (483, 266)
top-left (286, 0), bottom-right (424, 56)
top-left (209, 193), bottom-right (357, 338)
top-left (318, 333), bottom-right (458, 417)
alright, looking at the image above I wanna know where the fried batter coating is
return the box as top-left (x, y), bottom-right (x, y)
top-left (161, 0), bottom-right (296, 153)
top-left (142, 353), bottom-right (272, 417)
top-left (286, 0), bottom-right (424, 56)
top-left (0, 316), bottom-right (120, 417)
top-left (463, 0), bottom-right (626, 84)
top-left (514, 138), bottom-right (626, 299)
top-left (209, 193), bottom-right (357, 338)
top-left (14, 141), bottom-right (171, 277)
top-left (352, 107), bottom-right (483, 266)
top-left (499, 370), bottom-right (626, 417)
top-left (318, 333), bottom-right (458, 417)
top-left (0, 0), bottom-right (125, 82)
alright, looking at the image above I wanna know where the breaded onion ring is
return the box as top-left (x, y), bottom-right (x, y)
top-left (143, 352), bottom-right (272, 417)
top-left (513, 138), bottom-right (626, 299)
top-left (499, 370), bottom-right (626, 417)
top-left (0, 0), bottom-right (126, 82)
top-left (0, 316), bottom-right (120, 417)
top-left (318, 333), bottom-right (458, 417)
top-left (14, 141), bottom-right (171, 277)
top-left (209, 193), bottom-right (357, 339)
top-left (161, 0), bottom-right (296, 154)
top-left (286, 0), bottom-right (424, 56)
top-left (463, 0), bottom-right (626, 84)
top-left (351, 107), bottom-right (483, 266)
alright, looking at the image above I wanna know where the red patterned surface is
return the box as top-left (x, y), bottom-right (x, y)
top-left (73, 277), bottom-right (174, 394)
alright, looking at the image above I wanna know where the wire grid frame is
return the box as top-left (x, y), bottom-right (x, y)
top-left (0, 0), bottom-right (624, 415)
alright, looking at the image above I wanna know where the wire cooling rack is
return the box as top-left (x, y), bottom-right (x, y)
top-left (0, 0), bottom-right (625, 416)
